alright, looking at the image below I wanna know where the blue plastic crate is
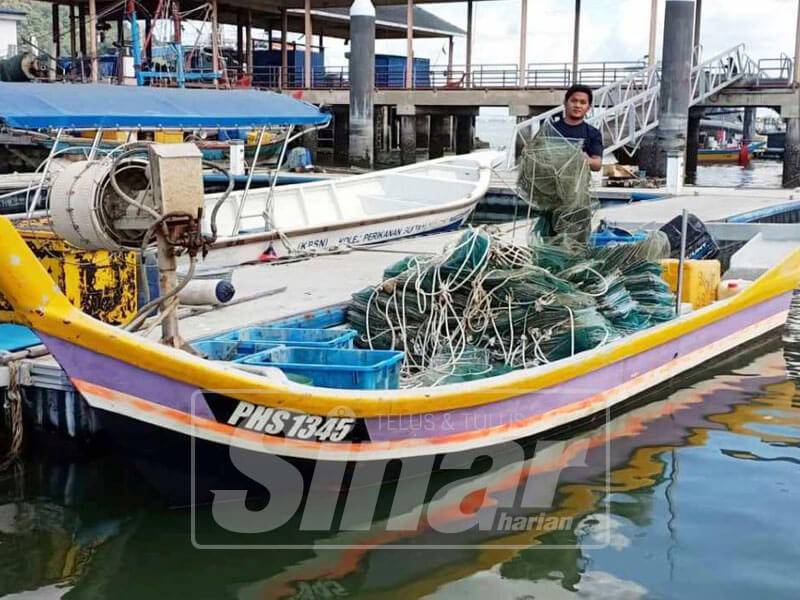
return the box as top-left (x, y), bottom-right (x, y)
top-left (214, 327), bottom-right (356, 349)
top-left (240, 347), bottom-right (405, 390)
top-left (191, 340), bottom-right (285, 361)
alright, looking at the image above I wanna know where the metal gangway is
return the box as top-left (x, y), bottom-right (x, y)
top-left (503, 44), bottom-right (767, 169)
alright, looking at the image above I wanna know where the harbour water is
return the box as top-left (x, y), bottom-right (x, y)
top-left (2, 340), bottom-right (799, 599)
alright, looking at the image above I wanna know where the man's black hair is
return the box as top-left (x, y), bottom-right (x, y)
top-left (564, 84), bottom-right (593, 104)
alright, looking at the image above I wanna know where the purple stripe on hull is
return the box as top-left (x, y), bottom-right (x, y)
top-left (38, 333), bottom-right (214, 419)
top-left (364, 293), bottom-right (791, 441)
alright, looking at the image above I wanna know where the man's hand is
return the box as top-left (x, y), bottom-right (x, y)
top-left (583, 152), bottom-right (602, 172)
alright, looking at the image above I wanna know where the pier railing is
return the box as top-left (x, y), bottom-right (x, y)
top-left (248, 60), bottom-right (651, 91)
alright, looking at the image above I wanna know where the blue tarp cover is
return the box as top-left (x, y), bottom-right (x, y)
top-left (0, 83), bottom-right (330, 129)
top-left (0, 324), bottom-right (40, 352)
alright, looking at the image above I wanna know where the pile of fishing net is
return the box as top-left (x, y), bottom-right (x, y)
top-left (347, 126), bottom-right (676, 387)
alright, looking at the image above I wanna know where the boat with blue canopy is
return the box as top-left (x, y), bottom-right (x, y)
top-left (0, 82), bottom-right (495, 269)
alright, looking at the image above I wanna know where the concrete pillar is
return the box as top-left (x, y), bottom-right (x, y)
top-left (405, 0), bottom-right (414, 88)
top-left (429, 114), bottom-right (447, 158)
top-left (374, 106), bottom-right (385, 153)
top-left (572, 0), bottom-right (581, 84)
top-left (400, 115), bottom-right (417, 165)
top-left (415, 114), bottom-right (429, 150)
top-left (333, 107), bottom-right (349, 165)
top-left (518, 0), bottom-right (527, 86)
top-left (466, 0), bottom-right (473, 86)
top-left (648, 0), bottom-right (658, 65)
top-left (69, 2), bottom-right (77, 58)
top-left (783, 118), bottom-right (800, 188)
top-left (455, 115), bottom-right (474, 155)
top-left (88, 0), bottom-right (98, 82)
top-left (52, 4), bottom-right (61, 58)
top-left (304, 0), bottom-right (312, 88)
top-left (685, 107), bottom-right (702, 184)
top-left (651, 0), bottom-right (696, 178)
top-left (742, 107), bottom-right (756, 144)
top-left (348, 0), bottom-right (376, 169)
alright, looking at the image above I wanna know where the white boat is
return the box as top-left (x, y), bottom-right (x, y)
top-left (202, 151), bottom-right (499, 269)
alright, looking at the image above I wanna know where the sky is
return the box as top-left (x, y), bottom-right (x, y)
top-left (308, 0), bottom-right (799, 69)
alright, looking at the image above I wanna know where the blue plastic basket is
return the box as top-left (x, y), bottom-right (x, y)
top-left (239, 347), bottom-right (405, 390)
top-left (191, 340), bottom-right (286, 361)
top-left (214, 327), bottom-right (356, 349)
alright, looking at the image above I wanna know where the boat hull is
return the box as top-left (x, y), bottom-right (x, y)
top-left (39, 290), bottom-right (791, 464)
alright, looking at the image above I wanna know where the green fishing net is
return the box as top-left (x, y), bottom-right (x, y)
top-left (346, 128), bottom-right (676, 387)
top-left (518, 120), bottom-right (596, 246)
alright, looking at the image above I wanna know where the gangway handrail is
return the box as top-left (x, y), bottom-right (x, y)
top-left (500, 43), bottom-right (762, 170)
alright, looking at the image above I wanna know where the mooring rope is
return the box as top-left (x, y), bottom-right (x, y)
top-left (0, 361), bottom-right (24, 473)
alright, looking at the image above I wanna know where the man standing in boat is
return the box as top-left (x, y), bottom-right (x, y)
top-left (550, 84), bottom-right (603, 172)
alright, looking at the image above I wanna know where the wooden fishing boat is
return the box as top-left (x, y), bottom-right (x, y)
top-left (697, 141), bottom-right (765, 164)
top-left (1, 216), bottom-right (797, 477)
top-left (200, 152), bottom-right (497, 268)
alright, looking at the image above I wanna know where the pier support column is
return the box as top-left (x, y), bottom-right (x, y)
top-left (455, 115), bottom-right (474, 155)
top-left (742, 107), bottom-right (756, 144)
top-left (685, 107), bottom-right (702, 184)
top-left (349, 0), bottom-right (375, 169)
top-left (399, 108), bottom-right (417, 165)
top-left (650, 0), bottom-right (696, 178)
top-left (416, 115), bottom-right (429, 153)
top-left (374, 106), bottom-right (385, 154)
top-left (333, 107), bottom-right (349, 166)
top-left (783, 118), bottom-right (800, 188)
top-left (429, 114), bottom-right (447, 159)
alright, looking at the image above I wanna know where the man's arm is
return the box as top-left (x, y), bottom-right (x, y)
top-left (586, 127), bottom-right (604, 172)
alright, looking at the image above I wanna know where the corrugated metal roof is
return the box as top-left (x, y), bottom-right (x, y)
top-left (293, 6), bottom-right (465, 37)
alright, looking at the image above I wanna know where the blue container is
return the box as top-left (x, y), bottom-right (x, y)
top-left (191, 340), bottom-right (285, 361)
top-left (240, 347), bottom-right (405, 390)
top-left (215, 327), bottom-right (357, 349)
top-left (374, 55), bottom-right (431, 88)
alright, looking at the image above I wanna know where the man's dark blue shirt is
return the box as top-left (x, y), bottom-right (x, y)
top-left (549, 118), bottom-right (604, 158)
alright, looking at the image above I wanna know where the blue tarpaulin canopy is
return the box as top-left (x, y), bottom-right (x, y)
top-left (0, 83), bottom-right (330, 130)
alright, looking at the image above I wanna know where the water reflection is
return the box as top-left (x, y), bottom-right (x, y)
top-left (1, 343), bottom-right (799, 599)
top-left (691, 159), bottom-right (783, 189)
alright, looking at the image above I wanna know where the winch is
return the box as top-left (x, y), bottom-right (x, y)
top-left (48, 142), bottom-right (221, 348)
